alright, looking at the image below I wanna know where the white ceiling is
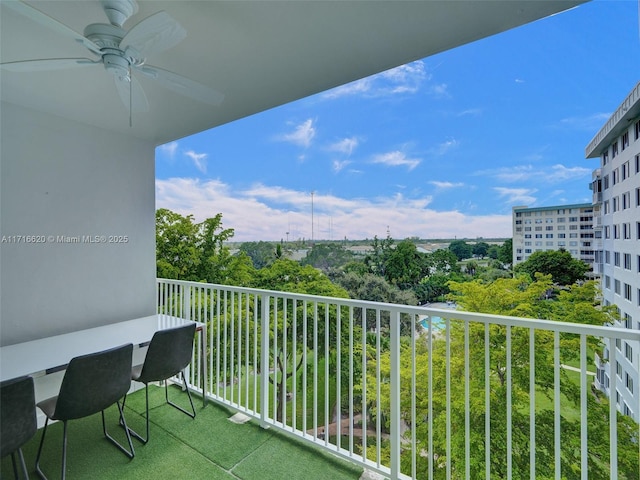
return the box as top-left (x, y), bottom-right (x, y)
top-left (1, 0), bottom-right (585, 146)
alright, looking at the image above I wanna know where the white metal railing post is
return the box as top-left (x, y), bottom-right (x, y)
top-left (182, 283), bottom-right (191, 321)
top-left (260, 292), bottom-right (270, 428)
top-left (389, 310), bottom-right (401, 479)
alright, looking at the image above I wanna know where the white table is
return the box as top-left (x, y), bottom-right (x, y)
top-left (0, 314), bottom-right (207, 407)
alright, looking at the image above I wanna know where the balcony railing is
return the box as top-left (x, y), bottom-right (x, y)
top-left (157, 278), bottom-right (640, 480)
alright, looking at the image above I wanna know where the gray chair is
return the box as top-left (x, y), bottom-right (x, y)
top-left (1, 376), bottom-right (37, 479)
top-left (124, 323), bottom-right (196, 444)
top-left (35, 343), bottom-right (135, 480)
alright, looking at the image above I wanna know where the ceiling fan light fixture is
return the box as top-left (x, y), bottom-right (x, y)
top-left (103, 53), bottom-right (130, 81)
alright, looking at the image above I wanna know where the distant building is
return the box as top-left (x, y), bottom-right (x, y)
top-left (511, 203), bottom-right (597, 270)
top-left (586, 81), bottom-right (640, 421)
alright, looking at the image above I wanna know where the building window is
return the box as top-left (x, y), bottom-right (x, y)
top-left (624, 253), bottom-right (631, 270)
top-left (614, 279), bottom-right (621, 295)
top-left (569, 216), bottom-right (578, 222)
top-left (603, 175), bottom-right (609, 190)
top-left (612, 141), bottom-right (618, 158)
top-left (636, 154), bottom-right (640, 173)
top-left (614, 225), bottom-right (620, 239)
top-left (616, 338), bottom-right (622, 350)
top-left (624, 283), bottom-right (632, 301)
top-left (625, 342), bottom-right (632, 361)
top-left (621, 131), bottom-right (629, 150)
top-left (635, 187), bottom-right (640, 207)
top-left (614, 252), bottom-right (620, 266)
top-left (605, 251), bottom-right (611, 264)
top-left (635, 120), bottom-right (640, 140)
top-left (617, 361), bottom-right (622, 377)
top-left (626, 373), bottom-right (634, 394)
top-left (546, 226), bottom-right (553, 231)
top-left (622, 161), bottom-right (630, 180)
top-left (613, 168), bottom-right (619, 185)
top-left (623, 223), bottom-right (631, 239)
top-left (613, 196), bottom-right (619, 212)
top-left (558, 233), bottom-right (566, 239)
top-left (569, 225), bottom-right (578, 231)
top-left (603, 151), bottom-right (609, 165)
top-left (622, 191), bottom-right (630, 209)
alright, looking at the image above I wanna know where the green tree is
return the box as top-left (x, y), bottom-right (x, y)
top-left (497, 238), bottom-right (513, 265)
top-left (301, 242), bottom-right (355, 271)
top-left (239, 241), bottom-right (278, 269)
top-left (364, 234), bottom-right (394, 276)
top-left (471, 241), bottom-right (490, 258)
top-left (382, 239), bottom-right (424, 287)
top-left (514, 249), bottom-right (589, 285)
top-left (448, 240), bottom-right (473, 261)
top-left (156, 208), bottom-right (200, 280)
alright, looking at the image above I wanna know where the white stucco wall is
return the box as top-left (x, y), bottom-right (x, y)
top-left (0, 102), bottom-right (156, 346)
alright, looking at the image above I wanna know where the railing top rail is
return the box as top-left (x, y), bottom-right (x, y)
top-left (157, 278), bottom-right (640, 341)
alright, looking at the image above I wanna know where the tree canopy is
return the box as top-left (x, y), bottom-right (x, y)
top-left (514, 249), bottom-right (590, 285)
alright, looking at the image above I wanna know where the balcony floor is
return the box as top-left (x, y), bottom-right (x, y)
top-left (2, 385), bottom-right (364, 480)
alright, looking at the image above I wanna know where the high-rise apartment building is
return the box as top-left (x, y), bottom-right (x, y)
top-left (586, 82), bottom-right (640, 421)
top-left (512, 203), bottom-right (597, 269)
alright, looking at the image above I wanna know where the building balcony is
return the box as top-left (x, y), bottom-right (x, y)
top-left (3, 278), bottom-right (639, 479)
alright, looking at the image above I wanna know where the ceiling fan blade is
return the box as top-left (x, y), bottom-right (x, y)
top-left (3, 0), bottom-right (102, 55)
top-left (0, 58), bottom-right (97, 72)
top-left (120, 11), bottom-right (186, 58)
top-left (114, 75), bottom-right (149, 113)
top-left (137, 65), bottom-right (224, 106)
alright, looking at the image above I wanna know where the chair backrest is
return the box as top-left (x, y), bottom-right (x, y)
top-left (54, 343), bottom-right (133, 421)
top-left (138, 323), bottom-right (197, 383)
top-left (1, 375), bottom-right (37, 458)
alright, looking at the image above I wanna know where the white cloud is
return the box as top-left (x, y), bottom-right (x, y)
top-left (371, 151), bottom-right (421, 170)
top-left (332, 159), bottom-right (351, 173)
top-left (184, 150), bottom-right (208, 173)
top-left (457, 108), bottom-right (482, 117)
top-left (279, 119), bottom-right (316, 148)
top-left (323, 60), bottom-right (429, 99)
top-left (156, 178), bottom-right (512, 242)
top-left (548, 164), bottom-right (591, 180)
top-left (494, 187), bottom-right (537, 205)
top-left (477, 163), bottom-right (590, 183)
top-left (558, 113), bottom-right (610, 131)
top-left (429, 181), bottom-right (464, 189)
top-left (158, 141), bottom-right (178, 157)
top-left (329, 137), bottom-right (359, 156)
top-left (431, 138), bottom-right (459, 156)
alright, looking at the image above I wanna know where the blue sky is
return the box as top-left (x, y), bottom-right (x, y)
top-left (156, 0), bottom-right (639, 243)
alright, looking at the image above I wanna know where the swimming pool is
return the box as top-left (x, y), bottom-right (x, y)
top-left (420, 316), bottom-right (445, 330)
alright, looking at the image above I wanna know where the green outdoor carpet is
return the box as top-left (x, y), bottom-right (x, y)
top-left (1, 385), bottom-right (363, 480)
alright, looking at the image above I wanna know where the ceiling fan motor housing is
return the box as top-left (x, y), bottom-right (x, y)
top-left (84, 23), bottom-right (132, 80)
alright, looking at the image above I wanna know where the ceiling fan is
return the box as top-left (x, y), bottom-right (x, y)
top-left (1, 0), bottom-right (224, 117)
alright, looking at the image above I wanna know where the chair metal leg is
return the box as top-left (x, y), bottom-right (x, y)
top-left (10, 448), bottom-right (28, 480)
top-left (101, 401), bottom-right (135, 459)
top-left (165, 371), bottom-right (196, 419)
top-left (34, 418), bottom-right (50, 480)
top-left (123, 384), bottom-right (150, 444)
top-left (34, 417), bottom-right (66, 480)
top-left (126, 374), bottom-right (196, 445)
